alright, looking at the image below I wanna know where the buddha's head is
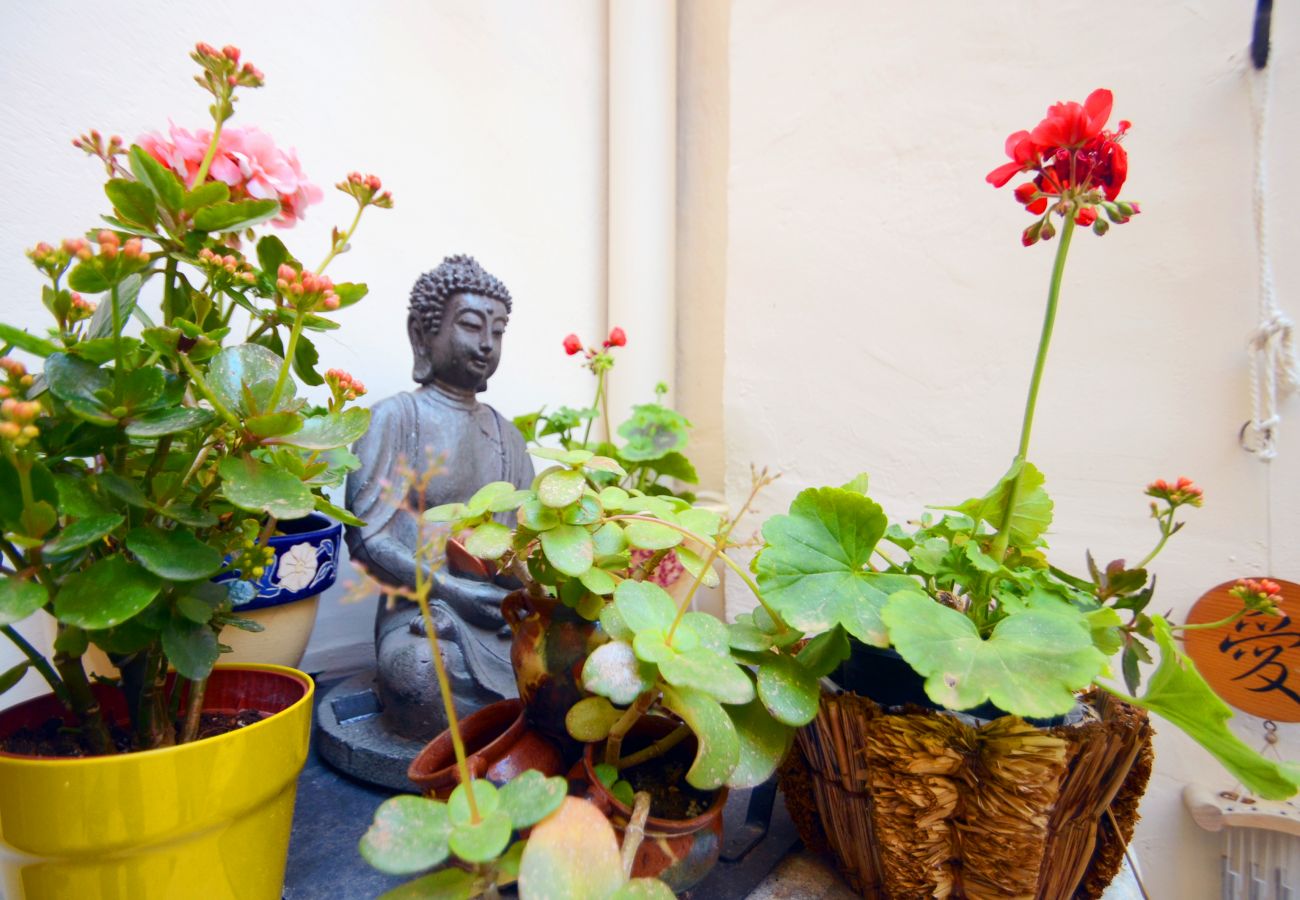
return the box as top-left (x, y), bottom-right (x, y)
top-left (407, 255), bottom-right (513, 392)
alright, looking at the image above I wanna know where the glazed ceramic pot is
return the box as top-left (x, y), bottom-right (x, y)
top-left (0, 664), bottom-right (314, 900)
top-left (213, 512), bottom-right (342, 667)
top-left (572, 716), bottom-right (726, 893)
top-left (407, 698), bottom-right (565, 798)
top-left (502, 590), bottom-right (600, 757)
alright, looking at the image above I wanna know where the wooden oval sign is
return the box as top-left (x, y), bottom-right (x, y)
top-left (1184, 578), bottom-right (1300, 722)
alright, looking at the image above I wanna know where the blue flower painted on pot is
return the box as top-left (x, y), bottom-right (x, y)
top-left (213, 512), bottom-right (342, 613)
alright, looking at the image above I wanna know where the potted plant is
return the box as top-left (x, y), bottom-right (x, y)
top-left (0, 43), bottom-right (388, 897)
top-left (748, 89), bottom-right (1298, 898)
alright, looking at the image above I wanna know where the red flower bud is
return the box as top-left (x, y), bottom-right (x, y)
top-left (222, 45), bottom-right (241, 62)
top-left (1013, 183), bottom-right (1038, 204)
top-left (1075, 207), bottom-right (1097, 227)
top-left (606, 326), bottom-right (627, 348)
top-left (562, 334), bottom-right (583, 356)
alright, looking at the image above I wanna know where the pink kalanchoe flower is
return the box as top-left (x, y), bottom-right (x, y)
top-left (138, 124), bottom-right (322, 228)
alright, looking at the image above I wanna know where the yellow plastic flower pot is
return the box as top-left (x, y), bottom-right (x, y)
top-left (0, 664), bottom-right (314, 900)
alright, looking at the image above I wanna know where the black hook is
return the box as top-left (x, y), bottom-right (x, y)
top-left (1252, 0), bottom-right (1273, 69)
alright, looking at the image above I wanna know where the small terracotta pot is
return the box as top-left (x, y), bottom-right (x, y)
top-left (407, 698), bottom-right (564, 798)
top-left (502, 590), bottom-right (600, 759)
top-left (571, 717), bottom-right (726, 893)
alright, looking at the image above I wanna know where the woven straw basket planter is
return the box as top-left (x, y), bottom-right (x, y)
top-left (779, 690), bottom-right (1153, 899)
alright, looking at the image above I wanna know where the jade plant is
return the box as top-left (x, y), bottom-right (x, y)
top-left (750, 89), bottom-right (1299, 799)
top-left (358, 460), bottom-right (671, 900)
top-left (0, 43), bottom-right (387, 750)
top-left (515, 328), bottom-right (698, 500)
top-left (435, 459), bottom-right (828, 799)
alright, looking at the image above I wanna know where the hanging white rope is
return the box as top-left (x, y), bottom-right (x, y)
top-left (1243, 63), bottom-right (1300, 461)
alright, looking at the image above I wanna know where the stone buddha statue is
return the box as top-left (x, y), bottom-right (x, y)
top-left (344, 255), bottom-right (534, 743)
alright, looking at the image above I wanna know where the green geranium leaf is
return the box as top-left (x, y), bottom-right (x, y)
top-left (582, 639), bottom-right (655, 705)
top-left (726, 697), bottom-right (795, 789)
top-left (646, 451), bottom-right (698, 484)
top-left (0, 577), bottom-right (47, 627)
top-left (618, 403), bottom-right (691, 462)
top-left (937, 459), bottom-right (1053, 547)
top-left (129, 145), bottom-right (184, 210)
top-left (499, 770), bottom-right (568, 829)
top-left (270, 408), bottom-right (370, 450)
top-left (518, 797), bottom-right (624, 900)
top-left (755, 487), bottom-right (915, 645)
top-left (539, 523), bottom-right (594, 577)
top-left (448, 779), bottom-right (500, 826)
top-left (538, 468), bottom-right (586, 508)
top-left (449, 810), bottom-right (512, 863)
top-left (208, 343), bottom-right (295, 416)
top-left (757, 653), bottom-right (820, 726)
top-left (466, 522), bottom-right (512, 560)
top-left (161, 617), bottom-right (219, 680)
top-left (614, 580), bottom-right (676, 633)
top-left (53, 556), bottom-right (161, 629)
top-left (218, 455), bottom-right (315, 520)
top-left (360, 795), bottom-right (451, 875)
top-left (566, 696), bottom-right (623, 742)
top-left (660, 683), bottom-right (740, 790)
top-left (660, 648), bottom-right (755, 705)
top-left (796, 625), bottom-right (851, 678)
top-left (193, 198), bottom-right (281, 232)
top-left (125, 407), bottom-right (216, 438)
top-left (1104, 616), bottom-right (1300, 801)
top-left (883, 592), bottom-right (1106, 718)
top-left (126, 526), bottom-right (223, 581)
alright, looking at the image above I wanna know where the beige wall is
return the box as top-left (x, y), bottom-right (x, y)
top-left (722, 1), bottom-right (1300, 895)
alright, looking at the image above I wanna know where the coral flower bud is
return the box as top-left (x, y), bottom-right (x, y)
top-left (562, 334), bottom-right (583, 356)
top-left (607, 326), bottom-right (627, 347)
top-left (322, 296), bottom-right (340, 311)
top-left (278, 264), bottom-right (296, 281)
top-left (1013, 183), bottom-right (1038, 204)
top-left (222, 45), bottom-right (240, 62)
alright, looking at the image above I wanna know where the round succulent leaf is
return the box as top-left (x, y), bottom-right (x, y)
top-left (561, 494), bottom-right (602, 526)
top-left (518, 797), bottom-right (624, 900)
top-left (583, 455), bottom-right (626, 477)
top-left (624, 519), bottom-right (683, 551)
top-left (682, 612), bottom-right (729, 654)
top-left (676, 546), bottom-right (720, 588)
top-left (599, 486), bottom-right (629, 510)
top-left (125, 407), bottom-right (216, 438)
top-left (613, 580), bottom-right (676, 633)
top-left (498, 840), bottom-right (526, 882)
top-left (660, 647), bottom-right (756, 706)
top-left (465, 481), bottom-right (518, 515)
top-left (424, 502), bottom-right (470, 524)
top-left (539, 523), bottom-right (595, 577)
top-left (126, 526), bottom-right (223, 581)
top-left (660, 683), bottom-right (741, 791)
top-left (592, 521), bottom-right (628, 558)
top-left (465, 522), bottom-right (512, 560)
top-left (378, 867), bottom-right (477, 900)
top-left (208, 343), bottom-right (294, 415)
top-left (610, 879), bottom-right (678, 900)
top-left (448, 809), bottom-right (512, 863)
top-left (161, 617), bottom-right (220, 681)
top-left (489, 489), bottom-right (534, 514)
top-left (359, 795), bottom-right (452, 875)
top-left (53, 556), bottom-right (161, 629)
top-left (578, 565), bottom-right (617, 596)
top-left (519, 498), bottom-right (561, 532)
top-left (530, 446), bottom-right (594, 465)
top-left (582, 639), bottom-right (656, 706)
top-left (566, 696), bottom-right (623, 742)
top-left (538, 468), bottom-right (587, 509)
top-left (42, 515), bottom-right (123, 557)
top-left (728, 620), bottom-right (774, 652)
top-left (725, 697), bottom-right (795, 789)
top-left (244, 411), bottom-right (303, 439)
top-left (498, 769), bottom-right (568, 829)
top-left (218, 455), bottom-right (316, 520)
top-left (599, 603), bottom-right (634, 640)
top-left (575, 591), bottom-right (605, 620)
top-left (448, 779), bottom-right (500, 826)
top-left (632, 630), bottom-right (677, 664)
top-left (678, 507), bottom-right (722, 538)
top-left (0, 577), bottom-right (47, 627)
top-left (272, 408), bottom-right (370, 450)
top-left (757, 652), bottom-right (820, 726)
top-left (881, 591), bottom-right (1105, 718)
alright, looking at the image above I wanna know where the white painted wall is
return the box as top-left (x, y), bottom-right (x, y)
top-left (723, 1), bottom-right (1300, 896)
top-left (0, 0), bottom-right (607, 691)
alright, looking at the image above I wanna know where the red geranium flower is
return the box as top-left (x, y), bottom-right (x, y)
top-left (1030, 89), bottom-right (1113, 149)
top-left (562, 333), bottom-right (583, 356)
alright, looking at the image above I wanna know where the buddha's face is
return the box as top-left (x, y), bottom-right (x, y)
top-left (422, 292), bottom-right (508, 392)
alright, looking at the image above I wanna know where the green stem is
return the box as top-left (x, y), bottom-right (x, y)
top-left (616, 723), bottom-right (690, 771)
top-left (583, 370), bottom-right (604, 447)
top-left (988, 215), bottom-right (1077, 564)
top-left (162, 256), bottom-right (179, 328)
top-left (190, 107), bottom-right (227, 189)
top-left (2, 625), bottom-right (70, 707)
top-left (110, 283), bottom-right (124, 402)
top-left (179, 675), bottom-right (208, 744)
top-left (315, 205), bottom-right (365, 275)
top-left (604, 689), bottom-right (658, 768)
top-left (1136, 513), bottom-right (1173, 570)
top-left (1177, 610), bottom-right (1250, 633)
top-left (266, 312), bottom-right (305, 414)
top-left (178, 354), bottom-right (240, 428)
top-left (53, 649), bottom-right (113, 754)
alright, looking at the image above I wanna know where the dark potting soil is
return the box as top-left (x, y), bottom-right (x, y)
top-left (0, 709), bottom-right (267, 757)
top-left (618, 732), bottom-right (716, 821)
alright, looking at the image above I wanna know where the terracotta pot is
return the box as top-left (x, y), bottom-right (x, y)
top-left (0, 665), bottom-right (313, 900)
top-left (407, 698), bottom-right (564, 798)
top-left (502, 590), bottom-right (599, 757)
top-left (571, 716), bottom-right (726, 893)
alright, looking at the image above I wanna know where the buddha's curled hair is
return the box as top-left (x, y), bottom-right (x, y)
top-left (408, 254), bottom-right (512, 337)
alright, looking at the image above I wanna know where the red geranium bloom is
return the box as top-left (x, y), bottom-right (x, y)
top-left (1030, 89), bottom-right (1113, 149)
top-left (986, 130), bottom-right (1040, 188)
top-left (562, 333), bottom-right (583, 356)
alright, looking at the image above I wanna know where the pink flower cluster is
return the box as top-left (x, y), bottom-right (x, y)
top-left (138, 124), bottom-right (322, 227)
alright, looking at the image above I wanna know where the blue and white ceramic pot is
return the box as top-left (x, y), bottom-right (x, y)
top-left (212, 512), bottom-right (342, 668)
